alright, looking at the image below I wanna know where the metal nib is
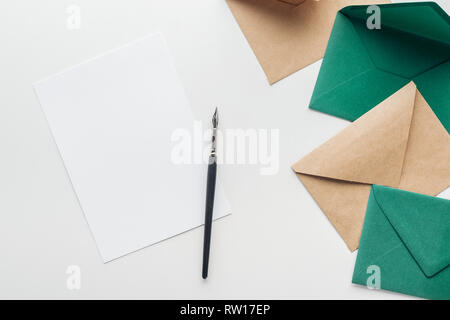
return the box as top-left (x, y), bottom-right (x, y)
top-left (212, 107), bottom-right (218, 129)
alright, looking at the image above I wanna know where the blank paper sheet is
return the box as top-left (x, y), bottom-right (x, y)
top-left (34, 33), bottom-right (231, 262)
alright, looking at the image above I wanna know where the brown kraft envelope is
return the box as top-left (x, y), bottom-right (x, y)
top-left (292, 82), bottom-right (450, 251)
top-left (279, 0), bottom-right (306, 5)
top-left (226, 0), bottom-right (390, 84)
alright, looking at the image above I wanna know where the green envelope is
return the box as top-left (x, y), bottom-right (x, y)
top-left (309, 2), bottom-right (450, 133)
top-left (352, 185), bottom-right (450, 300)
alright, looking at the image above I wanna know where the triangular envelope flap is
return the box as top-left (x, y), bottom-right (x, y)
top-left (310, 12), bottom-right (374, 107)
top-left (309, 10), bottom-right (409, 120)
top-left (295, 173), bottom-right (372, 251)
top-left (397, 89), bottom-right (450, 196)
top-left (293, 82), bottom-right (416, 187)
top-left (414, 60), bottom-right (450, 133)
top-left (310, 2), bottom-right (450, 129)
top-left (342, 4), bottom-right (450, 79)
top-left (341, 2), bottom-right (450, 45)
top-left (373, 185), bottom-right (450, 277)
top-left (226, 0), bottom-right (343, 84)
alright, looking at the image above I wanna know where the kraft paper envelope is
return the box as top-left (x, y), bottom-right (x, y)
top-left (353, 185), bottom-right (450, 300)
top-left (310, 2), bottom-right (450, 133)
top-left (279, 0), bottom-right (306, 6)
top-left (292, 82), bottom-right (450, 251)
top-left (226, 0), bottom-right (390, 84)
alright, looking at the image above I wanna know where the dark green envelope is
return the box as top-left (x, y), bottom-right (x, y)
top-left (352, 185), bottom-right (450, 300)
top-left (309, 2), bottom-right (450, 133)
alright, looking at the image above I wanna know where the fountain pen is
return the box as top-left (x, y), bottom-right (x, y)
top-left (202, 107), bottom-right (218, 279)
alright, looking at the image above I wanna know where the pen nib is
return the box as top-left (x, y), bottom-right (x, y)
top-left (212, 107), bottom-right (218, 129)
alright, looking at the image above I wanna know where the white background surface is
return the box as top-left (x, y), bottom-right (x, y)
top-left (0, 0), bottom-right (448, 299)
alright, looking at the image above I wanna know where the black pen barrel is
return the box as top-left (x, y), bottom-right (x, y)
top-left (202, 158), bottom-right (217, 279)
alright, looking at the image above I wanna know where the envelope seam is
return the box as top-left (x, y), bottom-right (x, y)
top-left (371, 187), bottom-right (434, 278)
top-left (353, 243), bottom-right (402, 279)
top-left (353, 188), bottom-right (403, 278)
top-left (310, 69), bottom-right (376, 106)
top-left (396, 87), bottom-right (417, 187)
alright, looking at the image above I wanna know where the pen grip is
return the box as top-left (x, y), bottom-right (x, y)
top-left (202, 157), bottom-right (217, 279)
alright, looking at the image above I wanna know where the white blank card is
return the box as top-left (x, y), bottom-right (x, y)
top-left (34, 33), bottom-right (231, 262)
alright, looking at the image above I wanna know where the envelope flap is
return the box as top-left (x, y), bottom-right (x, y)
top-left (293, 83), bottom-right (416, 186)
top-left (341, 3), bottom-right (450, 79)
top-left (310, 2), bottom-right (450, 131)
top-left (310, 11), bottom-right (376, 109)
top-left (373, 185), bottom-right (450, 278)
top-left (341, 2), bottom-right (450, 45)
